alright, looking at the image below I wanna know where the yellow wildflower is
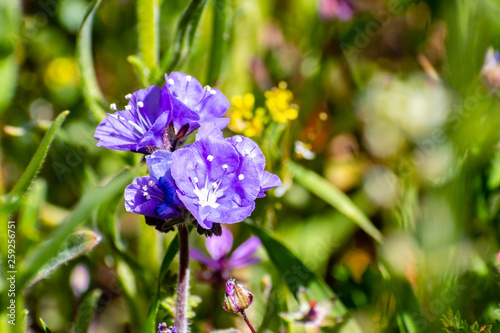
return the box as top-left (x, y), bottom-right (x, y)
top-left (228, 94), bottom-right (268, 137)
top-left (265, 81), bottom-right (299, 123)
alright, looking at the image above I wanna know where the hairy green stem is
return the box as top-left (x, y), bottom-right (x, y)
top-left (176, 225), bottom-right (190, 333)
top-left (137, 0), bottom-right (159, 81)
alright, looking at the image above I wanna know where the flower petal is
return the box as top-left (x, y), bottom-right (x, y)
top-left (95, 86), bottom-right (168, 153)
top-left (257, 171), bottom-right (282, 198)
top-left (228, 236), bottom-right (261, 269)
top-left (196, 118), bottom-right (230, 141)
top-left (165, 72), bottom-right (229, 133)
top-left (146, 150), bottom-right (174, 180)
top-left (190, 248), bottom-right (219, 269)
top-left (206, 227), bottom-right (233, 260)
top-left (124, 177), bottom-right (165, 217)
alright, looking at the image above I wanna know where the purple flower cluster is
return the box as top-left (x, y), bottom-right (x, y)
top-left (95, 73), bottom-right (229, 153)
top-left (95, 72), bottom-right (281, 231)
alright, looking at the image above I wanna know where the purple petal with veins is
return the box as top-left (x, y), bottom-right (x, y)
top-left (95, 86), bottom-right (170, 153)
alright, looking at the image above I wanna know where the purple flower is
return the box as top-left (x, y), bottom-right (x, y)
top-left (482, 47), bottom-right (500, 89)
top-left (95, 86), bottom-right (170, 154)
top-left (318, 0), bottom-right (355, 21)
top-left (158, 323), bottom-right (177, 333)
top-left (165, 72), bottom-right (229, 136)
top-left (124, 150), bottom-right (185, 220)
top-left (190, 227), bottom-right (261, 283)
top-left (171, 120), bottom-right (282, 229)
top-left (94, 72), bottom-right (229, 153)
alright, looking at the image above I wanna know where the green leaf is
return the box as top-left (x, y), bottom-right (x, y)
top-left (74, 289), bottom-right (103, 333)
top-left (18, 179), bottom-right (46, 243)
top-left (137, 0), bottom-right (159, 83)
top-left (245, 223), bottom-right (343, 313)
top-left (0, 0), bottom-right (21, 115)
top-left (77, 0), bottom-right (107, 121)
top-left (161, 0), bottom-right (208, 75)
top-left (39, 318), bottom-right (53, 333)
top-left (18, 167), bottom-right (137, 291)
top-left (7, 111), bottom-right (69, 205)
top-left (206, 0), bottom-right (227, 85)
top-left (0, 55), bottom-right (18, 115)
top-left (144, 235), bottom-right (179, 333)
top-left (26, 231), bottom-right (101, 288)
top-left (246, 222), bottom-right (364, 332)
top-left (288, 161), bottom-right (383, 243)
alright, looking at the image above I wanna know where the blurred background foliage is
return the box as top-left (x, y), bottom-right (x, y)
top-left (3, 0), bottom-right (500, 332)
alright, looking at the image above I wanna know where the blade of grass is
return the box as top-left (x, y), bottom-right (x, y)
top-left (144, 235), bottom-right (179, 333)
top-left (26, 231), bottom-right (102, 288)
top-left (18, 167), bottom-right (137, 291)
top-left (7, 111), bottom-right (69, 204)
top-left (39, 318), bottom-right (53, 333)
top-left (77, 0), bottom-right (107, 121)
top-left (206, 0), bottom-right (227, 85)
top-left (74, 289), bottom-right (102, 333)
top-left (288, 161), bottom-right (383, 243)
top-left (18, 179), bottom-right (46, 244)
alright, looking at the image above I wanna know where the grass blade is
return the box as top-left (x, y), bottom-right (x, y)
top-left (39, 318), bottom-right (53, 333)
top-left (27, 231), bottom-right (102, 288)
top-left (18, 167), bottom-right (137, 291)
top-left (74, 289), bottom-right (103, 333)
top-left (144, 235), bottom-right (179, 333)
top-left (7, 111), bottom-right (69, 203)
top-left (206, 0), bottom-right (227, 85)
top-left (77, 0), bottom-right (107, 121)
top-left (288, 161), bottom-right (383, 243)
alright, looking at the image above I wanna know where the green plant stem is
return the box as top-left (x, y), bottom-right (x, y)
top-left (240, 310), bottom-right (256, 333)
top-left (175, 225), bottom-right (190, 333)
top-left (137, 0), bottom-right (159, 82)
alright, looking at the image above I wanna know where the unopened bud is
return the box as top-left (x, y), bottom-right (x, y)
top-left (222, 278), bottom-right (254, 313)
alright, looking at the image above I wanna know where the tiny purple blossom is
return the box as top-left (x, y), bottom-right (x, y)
top-left (124, 150), bottom-right (185, 219)
top-left (190, 227), bottom-right (261, 283)
top-left (171, 120), bottom-right (282, 229)
top-left (318, 0), bottom-right (355, 21)
top-left (482, 47), bottom-right (500, 89)
top-left (94, 72), bottom-right (229, 153)
top-left (158, 323), bottom-right (177, 333)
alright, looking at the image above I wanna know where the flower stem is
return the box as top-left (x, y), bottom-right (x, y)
top-left (240, 310), bottom-right (256, 333)
top-left (176, 225), bottom-right (190, 333)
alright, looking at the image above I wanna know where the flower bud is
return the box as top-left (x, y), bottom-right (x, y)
top-left (222, 278), bottom-right (254, 313)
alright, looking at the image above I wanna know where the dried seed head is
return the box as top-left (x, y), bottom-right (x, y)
top-left (222, 278), bottom-right (254, 313)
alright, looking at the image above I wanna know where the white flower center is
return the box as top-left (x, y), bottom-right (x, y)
top-left (193, 179), bottom-right (223, 208)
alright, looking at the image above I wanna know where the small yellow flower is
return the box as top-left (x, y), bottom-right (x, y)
top-left (265, 81), bottom-right (299, 124)
top-left (229, 94), bottom-right (268, 137)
